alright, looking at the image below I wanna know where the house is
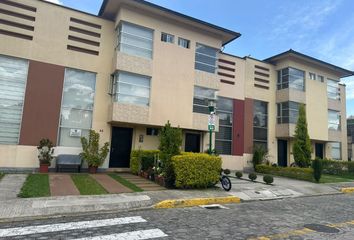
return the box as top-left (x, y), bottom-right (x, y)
top-left (0, 0), bottom-right (352, 171)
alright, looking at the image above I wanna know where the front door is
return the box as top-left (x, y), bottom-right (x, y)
top-left (315, 143), bottom-right (324, 159)
top-left (185, 133), bottom-right (201, 152)
top-left (277, 140), bottom-right (287, 167)
top-left (109, 127), bottom-right (133, 168)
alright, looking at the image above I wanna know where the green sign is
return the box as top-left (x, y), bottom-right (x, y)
top-left (208, 125), bottom-right (215, 131)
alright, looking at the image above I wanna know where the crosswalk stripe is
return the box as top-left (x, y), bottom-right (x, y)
top-left (0, 216), bottom-right (146, 237)
top-left (76, 229), bottom-right (168, 240)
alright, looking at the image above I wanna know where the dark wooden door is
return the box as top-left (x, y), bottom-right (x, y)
top-left (277, 140), bottom-right (287, 167)
top-left (315, 143), bottom-right (324, 159)
top-left (109, 127), bottom-right (133, 168)
top-left (185, 133), bottom-right (201, 153)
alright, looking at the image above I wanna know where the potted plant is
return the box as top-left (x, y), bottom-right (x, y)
top-left (80, 130), bottom-right (109, 174)
top-left (37, 138), bottom-right (54, 173)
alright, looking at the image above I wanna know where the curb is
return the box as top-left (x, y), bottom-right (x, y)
top-left (341, 187), bottom-right (354, 193)
top-left (154, 196), bottom-right (241, 209)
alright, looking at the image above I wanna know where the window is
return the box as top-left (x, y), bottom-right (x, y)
top-left (327, 79), bottom-right (340, 100)
top-left (178, 37), bottom-right (190, 49)
top-left (331, 142), bottom-right (341, 160)
top-left (117, 22), bottom-right (153, 59)
top-left (161, 33), bottom-right (174, 43)
top-left (277, 67), bottom-right (305, 91)
top-left (113, 72), bottom-right (151, 106)
top-left (195, 43), bottom-right (218, 73)
top-left (277, 101), bottom-right (301, 124)
top-left (146, 128), bottom-right (159, 136)
top-left (58, 69), bottom-right (96, 147)
top-left (215, 97), bottom-right (233, 155)
top-left (318, 75), bottom-right (324, 82)
top-left (0, 55), bottom-right (28, 144)
top-left (309, 72), bottom-right (316, 80)
top-left (192, 86), bottom-right (217, 114)
top-left (328, 110), bottom-right (341, 130)
top-left (253, 100), bottom-right (268, 150)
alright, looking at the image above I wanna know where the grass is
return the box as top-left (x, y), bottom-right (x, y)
top-left (18, 174), bottom-right (50, 198)
top-left (0, 173), bottom-right (4, 180)
top-left (108, 173), bottom-right (144, 192)
top-left (71, 174), bottom-right (108, 195)
top-left (319, 174), bottom-right (354, 183)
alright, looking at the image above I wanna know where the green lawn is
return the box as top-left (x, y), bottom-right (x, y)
top-left (71, 174), bottom-right (108, 195)
top-left (319, 174), bottom-right (354, 183)
top-left (108, 173), bottom-right (143, 192)
top-left (18, 174), bottom-right (50, 198)
top-left (0, 173), bottom-right (4, 180)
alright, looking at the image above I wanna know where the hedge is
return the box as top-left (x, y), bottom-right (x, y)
top-left (130, 150), bottom-right (160, 175)
top-left (172, 153), bottom-right (221, 189)
top-left (256, 164), bottom-right (313, 181)
top-left (321, 159), bottom-right (354, 176)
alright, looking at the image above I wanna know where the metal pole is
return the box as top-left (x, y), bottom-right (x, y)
top-left (209, 128), bottom-right (212, 154)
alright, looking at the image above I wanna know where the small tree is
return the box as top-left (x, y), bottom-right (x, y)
top-left (80, 130), bottom-right (109, 168)
top-left (312, 157), bottom-right (323, 183)
top-left (158, 121), bottom-right (182, 187)
top-left (292, 104), bottom-right (312, 167)
top-left (252, 144), bottom-right (268, 170)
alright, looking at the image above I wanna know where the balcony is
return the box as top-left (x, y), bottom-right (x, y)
top-left (115, 51), bottom-right (152, 76)
top-left (109, 102), bottom-right (149, 125)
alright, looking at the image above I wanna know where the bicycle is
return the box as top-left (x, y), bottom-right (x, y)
top-left (220, 171), bottom-right (232, 191)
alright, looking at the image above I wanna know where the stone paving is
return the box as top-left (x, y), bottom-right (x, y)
top-left (91, 174), bottom-right (133, 194)
top-left (0, 174), bottom-right (27, 200)
top-left (49, 174), bottom-right (80, 196)
top-left (117, 173), bottom-right (166, 191)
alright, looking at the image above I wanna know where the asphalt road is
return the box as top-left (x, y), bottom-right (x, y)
top-left (0, 194), bottom-right (353, 240)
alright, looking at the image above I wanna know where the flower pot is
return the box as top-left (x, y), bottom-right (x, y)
top-left (39, 164), bottom-right (49, 173)
top-left (88, 166), bottom-right (98, 174)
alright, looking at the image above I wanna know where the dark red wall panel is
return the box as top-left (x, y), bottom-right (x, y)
top-left (243, 98), bottom-right (254, 154)
top-left (232, 99), bottom-right (245, 156)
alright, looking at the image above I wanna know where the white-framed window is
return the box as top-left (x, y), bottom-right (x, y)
top-left (277, 67), bottom-right (305, 91)
top-left (253, 100), bottom-right (268, 150)
top-left (117, 22), bottom-right (153, 59)
top-left (309, 72), bottom-right (316, 80)
top-left (161, 33), bottom-right (174, 43)
top-left (331, 142), bottom-right (341, 160)
top-left (277, 101), bottom-right (301, 124)
top-left (195, 43), bottom-right (218, 73)
top-left (0, 55), bottom-right (29, 144)
top-left (328, 110), bottom-right (341, 131)
top-left (215, 97), bottom-right (233, 155)
top-left (58, 68), bottom-right (96, 147)
top-left (113, 71), bottom-right (151, 106)
top-left (317, 75), bottom-right (324, 82)
top-left (327, 79), bottom-right (340, 100)
top-left (192, 86), bottom-right (217, 114)
top-left (178, 37), bottom-right (190, 49)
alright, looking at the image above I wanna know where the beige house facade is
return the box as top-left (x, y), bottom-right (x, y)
top-left (0, 0), bottom-right (352, 171)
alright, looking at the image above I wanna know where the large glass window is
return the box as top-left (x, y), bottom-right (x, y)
top-left (328, 110), bottom-right (341, 130)
top-left (0, 55), bottom-right (28, 144)
top-left (331, 142), bottom-right (341, 160)
top-left (327, 79), bottom-right (340, 100)
top-left (117, 22), bottom-right (153, 59)
top-left (192, 86), bottom-right (217, 114)
top-left (215, 97), bottom-right (233, 155)
top-left (277, 67), bottom-right (305, 91)
top-left (113, 72), bottom-right (151, 106)
top-left (253, 100), bottom-right (268, 150)
top-left (195, 43), bottom-right (218, 73)
top-left (58, 69), bottom-right (96, 147)
top-left (277, 101), bottom-right (301, 124)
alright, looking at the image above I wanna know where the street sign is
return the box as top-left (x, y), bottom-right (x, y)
top-left (208, 113), bottom-right (216, 126)
top-left (208, 125), bottom-right (215, 131)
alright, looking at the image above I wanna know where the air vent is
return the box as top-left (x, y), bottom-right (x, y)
top-left (254, 65), bottom-right (270, 90)
top-left (218, 56), bottom-right (236, 85)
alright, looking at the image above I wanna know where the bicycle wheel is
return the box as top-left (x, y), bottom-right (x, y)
top-left (221, 176), bottom-right (232, 191)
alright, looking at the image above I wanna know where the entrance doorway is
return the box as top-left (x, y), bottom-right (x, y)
top-left (277, 140), bottom-right (288, 167)
top-left (109, 127), bottom-right (133, 168)
top-left (185, 133), bottom-right (201, 153)
top-left (315, 143), bottom-right (324, 159)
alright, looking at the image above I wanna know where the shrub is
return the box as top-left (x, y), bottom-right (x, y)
top-left (37, 138), bottom-right (54, 165)
top-left (256, 164), bottom-right (313, 181)
top-left (252, 145), bottom-right (268, 170)
top-left (321, 159), bottom-right (354, 176)
top-left (235, 171), bottom-right (243, 179)
top-left (80, 130), bottom-right (109, 167)
top-left (130, 150), bottom-right (160, 175)
top-left (248, 173), bottom-right (257, 181)
top-left (263, 175), bottom-right (274, 184)
top-left (223, 169), bottom-right (231, 175)
top-left (141, 155), bottom-right (155, 171)
top-left (312, 157), bottom-right (323, 183)
top-left (172, 153), bottom-right (221, 189)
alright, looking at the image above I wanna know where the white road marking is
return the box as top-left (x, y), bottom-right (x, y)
top-left (0, 216), bottom-right (146, 237)
top-left (76, 229), bottom-right (168, 240)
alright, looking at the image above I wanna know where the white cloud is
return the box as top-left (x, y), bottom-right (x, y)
top-left (44, 0), bottom-right (63, 5)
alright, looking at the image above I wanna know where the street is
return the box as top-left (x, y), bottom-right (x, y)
top-left (0, 194), bottom-right (353, 240)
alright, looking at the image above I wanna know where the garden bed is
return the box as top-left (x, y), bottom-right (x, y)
top-left (18, 174), bottom-right (50, 198)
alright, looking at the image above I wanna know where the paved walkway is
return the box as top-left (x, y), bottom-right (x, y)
top-left (0, 174), bottom-right (27, 200)
top-left (117, 173), bottom-right (166, 191)
top-left (49, 174), bottom-right (80, 196)
top-left (91, 174), bottom-right (133, 194)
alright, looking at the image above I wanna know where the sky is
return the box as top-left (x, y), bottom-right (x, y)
top-left (47, 0), bottom-right (354, 117)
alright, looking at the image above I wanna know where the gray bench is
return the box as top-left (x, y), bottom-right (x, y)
top-left (56, 154), bottom-right (82, 172)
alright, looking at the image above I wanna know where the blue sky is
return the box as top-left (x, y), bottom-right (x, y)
top-left (49, 0), bottom-right (354, 117)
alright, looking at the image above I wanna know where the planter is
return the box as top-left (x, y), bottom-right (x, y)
top-left (142, 171), bottom-right (149, 179)
top-left (39, 164), bottom-right (49, 173)
top-left (88, 166), bottom-right (98, 174)
top-left (155, 175), bottom-right (165, 187)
